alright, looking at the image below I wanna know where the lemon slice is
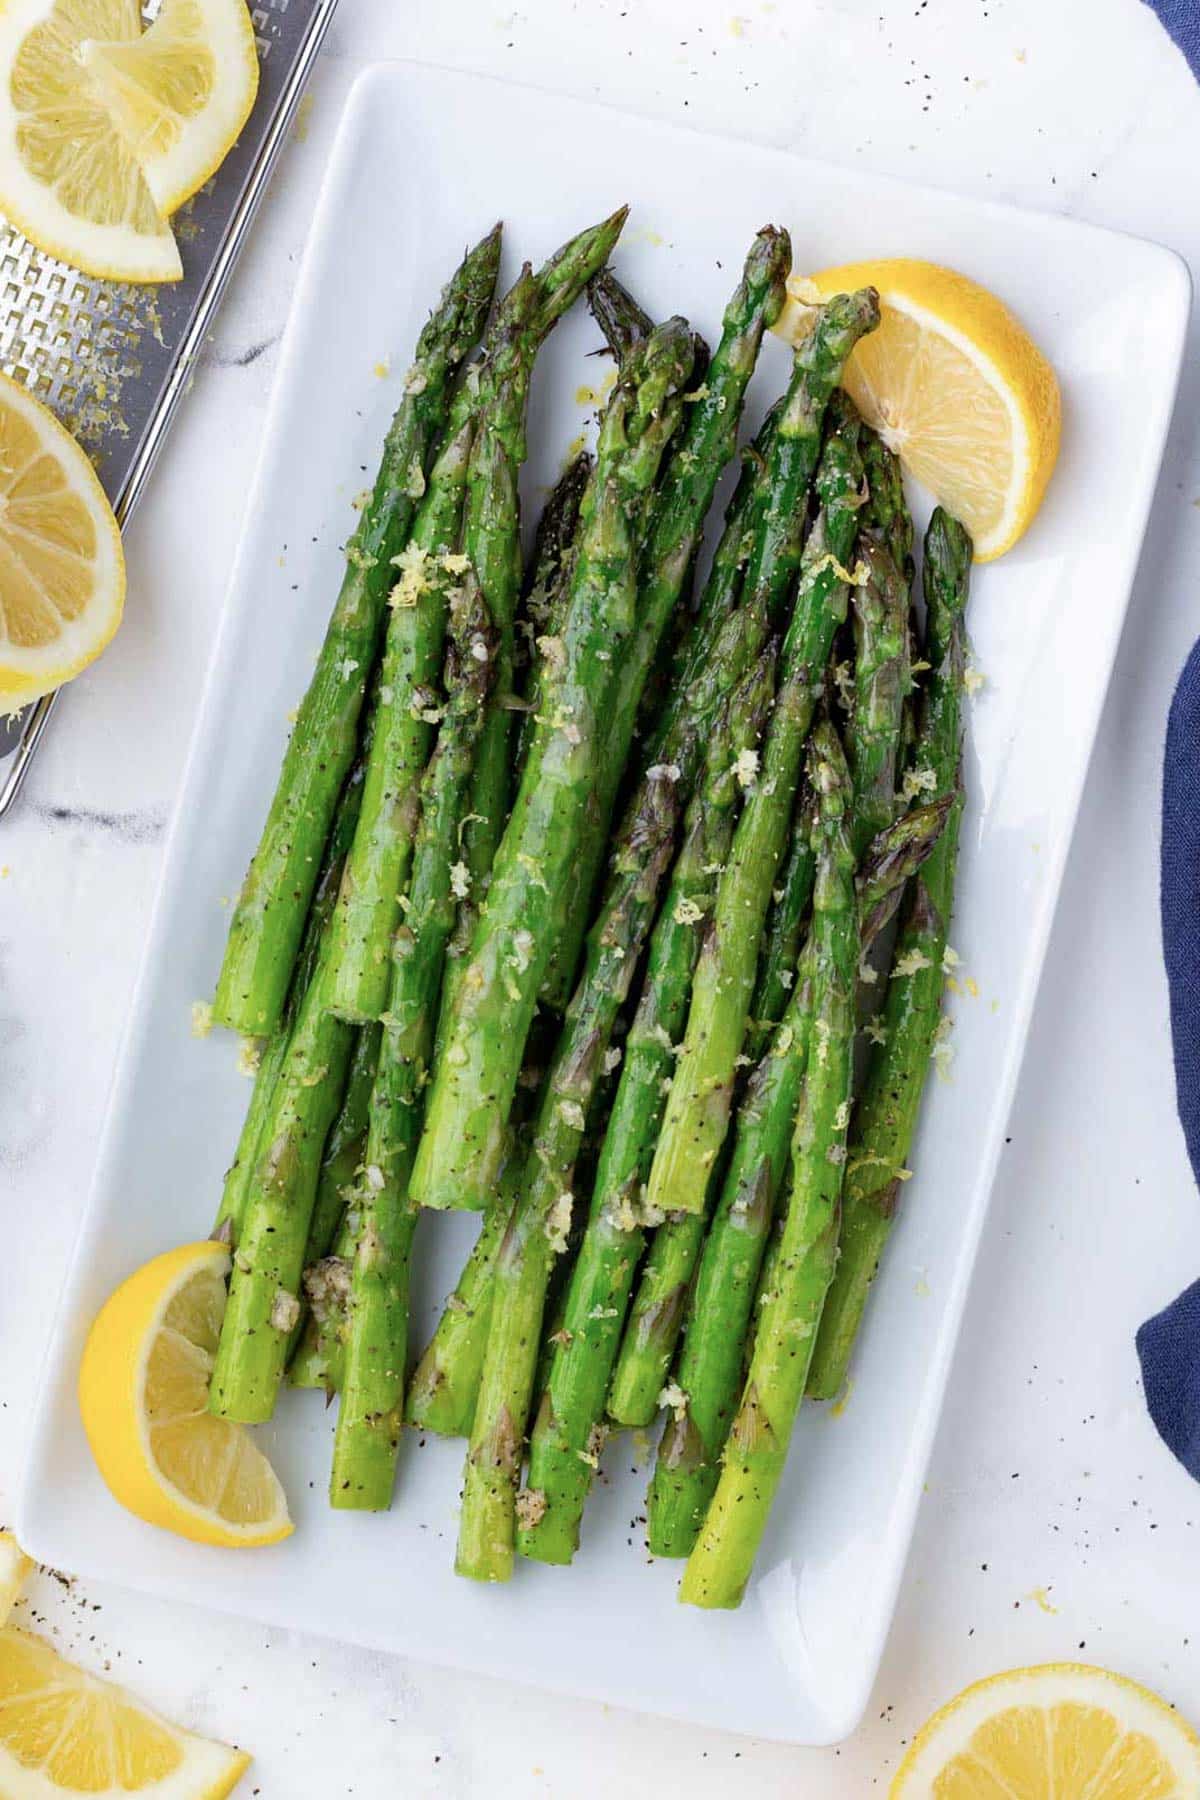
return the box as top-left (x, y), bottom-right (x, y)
top-left (0, 1532), bottom-right (33, 1628)
top-left (891, 1663), bottom-right (1200, 1797)
top-left (0, 1623), bottom-right (249, 1796)
top-left (0, 370), bottom-right (126, 712)
top-left (776, 258), bottom-right (1061, 561)
top-left (82, 0), bottom-right (259, 217)
top-left (0, 0), bottom-right (180, 282)
top-left (78, 1241), bottom-right (292, 1549)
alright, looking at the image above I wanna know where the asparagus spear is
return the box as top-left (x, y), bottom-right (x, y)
top-left (436, 213), bottom-right (632, 1023)
top-left (859, 427), bottom-right (918, 770)
top-left (412, 316), bottom-right (696, 1214)
top-left (302, 1022), bottom-right (381, 1273)
top-left (209, 949), bottom-right (358, 1422)
top-left (806, 508), bottom-right (972, 1401)
top-left (746, 785), bottom-right (817, 1061)
top-left (679, 721), bottom-right (858, 1609)
top-left (404, 1181), bottom-right (510, 1436)
top-left (326, 215), bottom-right (627, 1026)
top-left (539, 231), bottom-right (793, 1010)
top-left (330, 580), bottom-right (498, 1506)
top-left (587, 268), bottom-right (654, 361)
top-left (212, 227), bottom-right (503, 1036)
top-left (647, 795), bottom-right (951, 1556)
top-left (456, 758), bottom-right (683, 1581)
top-left (213, 757), bottom-right (366, 1245)
top-left (319, 386), bottom-right (482, 1024)
top-left (288, 1221), bottom-right (352, 1393)
top-left (847, 532), bottom-right (911, 853)
top-left (518, 656), bottom-right (776, 1564)
top-left (643, 394), bottom-right (871, 1221)
top-left (514, 453), bottom-right (592, 783)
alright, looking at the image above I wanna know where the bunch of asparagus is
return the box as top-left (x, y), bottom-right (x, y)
top-left (205, 208), bottom-right (973, 1608)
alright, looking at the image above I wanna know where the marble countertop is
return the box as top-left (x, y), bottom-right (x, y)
top-left (3, 0), bottom-right (1200, 1792)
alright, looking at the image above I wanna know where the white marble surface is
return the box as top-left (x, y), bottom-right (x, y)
top-left (2, 0), bottom-right (1199, 1792)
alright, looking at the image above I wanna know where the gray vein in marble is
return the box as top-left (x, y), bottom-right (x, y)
top-left (31, 803), bottom-right (166, 845)
top-left (209, 332), bottom-right (282, 370)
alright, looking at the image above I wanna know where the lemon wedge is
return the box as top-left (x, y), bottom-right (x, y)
top-left (0, 370), bottom-right (126, 713)
top-left (0, 0), bottom-right (182, 282)
top-left (78, 1241), bottom-right (292, 1549)
top-left (776, 258), bottom-right (1061, 560)
top-left (81, 0), bottom-right (259, 217)
top-left (0, 1531), bottom-right (33, 1627)
top-left (891, 1663), bottom-right (1200, 1797)
top-left (0, 1623), bottom-right (250, 1796)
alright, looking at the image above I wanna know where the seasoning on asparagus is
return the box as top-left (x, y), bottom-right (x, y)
top-left (643, 373), bottom-right (873, 1221)
top-left (413, 315), bottom-right (697, 1214)
top-left (514, 453), bottom-right (592, 778)
top-left (212, 227), bottom-right (502, 1036)
top-left (404, 1179), bottom-right (512, 1436)
top-left (415, 235), bottom-right (791, 1211)
top-left (330, 579), bottom-right (499, 1506)
top-left (587, 267), bottom-right (654, 362)
top-left (518, 656), bottom-right (776, 1564)
top-left (806, 508), bottom-right (972, 1402)
top-left (209, 952), bottom-right (358, 1423)
top-left (647, 795), bottom-right (950, 1557)
top-left (213, 758), bottom-right (366, 1246)
top-left (745, 785), bottom-right (817, 1062)
top-left (457, 759), bottom-right (682, 1581)
top-left (679, 720), bottom-right (858, 1608)
top-left (540, 230), bottom-right (793, 1008)
top-left (327, 212), bottom-right (627, 1025)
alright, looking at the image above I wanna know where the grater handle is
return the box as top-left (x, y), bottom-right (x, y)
top-left (0, 0), bottom-right (341, 822)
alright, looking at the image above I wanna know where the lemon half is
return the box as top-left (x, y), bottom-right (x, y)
top-left (777, 258), bottom-right (1061, 561)
top-left (78, 1241), bottom-right (292, 1549)
top-left (891, 1663), bottom-right (1200, 1797)
top-left (0, 369), bottom-right (125, 712)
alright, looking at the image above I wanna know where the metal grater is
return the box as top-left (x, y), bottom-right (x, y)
top-left (0, 0), bottom-right (340, 818)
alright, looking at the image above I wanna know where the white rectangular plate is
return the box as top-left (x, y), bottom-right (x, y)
top-left (19, 61), bottom-right (1189, 1747)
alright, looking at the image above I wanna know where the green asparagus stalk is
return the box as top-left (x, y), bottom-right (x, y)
top-left (539, 231), bottom-right (793, 1009)
top-left (325, 218), bottom-right (625, 1026)
top-left (319, 388), bottom-right (483, 1024)
top-left (514, 453), bottom-right (592, 782)
top-left (643, 393), bottom-right (871, 1220)
top-left (517, 656), bottom-right (776, 1564)
top-left (457, 761), bottom-right (684, 1580)
top-left (213, 759), bottom-right (366, 1245)
top-left (587, 268), bottom-right (654, 361)
top-left (438, 212), bottom-right (632, 1029)
top-left (212, 227), bottom-right (503, 1036)
top-left (288, 1218), bottom-right (352, 1393)
top-left (847, 532), bottom-right (911, 853)
top-left (404, 1183), bottom-right (510, 1436)
top-left (746, 785), bottom-right (817, 1061)
top-left (331, 580), bottom-right (499, 1507)
top-left (860, 427), bottom-right (918, 770)
top-left (680, 721), bottom-right (858, 1608)
top-left (413, 316), bottom-right (696, 1214)
top-left (806, 508), bottom-right (972, 1401)
top-left (301, 1022), bottom-right (381, 1273)
top-left (209, 954), bottom-right (357, 1422)
top-left (647, 795), bottom-right (951, 1556)
top-left (606, 1203), bottom-right (707, 1430)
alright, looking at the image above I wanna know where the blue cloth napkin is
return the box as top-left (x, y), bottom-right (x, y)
top-left (1143, 0), bottom-right (1200, 79)
top-left (1136, 637), bottom-right (1200, 1477)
